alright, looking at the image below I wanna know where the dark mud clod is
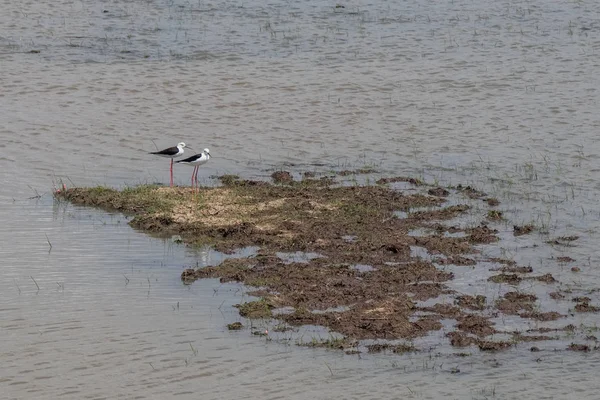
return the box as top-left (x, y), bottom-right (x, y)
top-left (486, 210), bottom-right (503, 220)
top-left (518, 311), bottom-right (563, 321)
top-left (234, 300), bottom-right (273, 318)
top-left (549, 291), bottom-right (566, 300)
top-left (478, 341), bottom-right (513, 352)
top-left (456, 295), bottom-right (486, 311)
top-left (227, 322), bottom-right (244, 330)
top-left (485, 197), bottom-right (500, 206)
top-left (271, 171), bottom-right (293, 184)
top-left (218, 174), bottom-right (240, 186)
top-left (513, 224), bottom-right (535, 236)
top-left (428, 187), bottom-right (449, 197)
top-left (495, 265), bottom-right (533, 274)
top-left (366, 343), bottom-right (415, 353)
top-left (455, 184), bottom-right (486, 199)
top-left (530, 273), bottom-right (557, 283)
top-left (568, 343), bottom-right (590, 352)
top-left (557, 256), bottom-right (576, 263)
top-left (496, 292), bottom-right (538, 316)
top-left (376, 176), bottom-right (423, 185)
top-left (574, 301), bottom-right (600, 313)
top-left (488, 273), bottom-right (522, 285)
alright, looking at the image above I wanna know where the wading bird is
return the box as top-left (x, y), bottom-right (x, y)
top-left (176, 148), bottom-right (211, 190)
top-left (150, 142), bottom-right (190, 187)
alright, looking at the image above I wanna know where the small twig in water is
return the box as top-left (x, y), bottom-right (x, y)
top-left (149, 362), bottom-right (156, 370)
top-left (14, 279), bottom-right (21, 294)
top-left (324, 361), bottom-right (334, 376)
top-left (45, 233), bottom-right (52, 250)
top-left (27, 185), bottom-right (41, 199)
top-left (65, 176), bottom-right (76, 187)
top-left (30, 276), bottom-right (40, 291)
top-left (123, 274), bottom-right (129, 285)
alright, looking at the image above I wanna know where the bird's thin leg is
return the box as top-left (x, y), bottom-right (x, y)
top-left (191, 166), bottom-right (196, 189)
top-left (170, 159), bottom-right (174, 187)
top-left (195, 166), bottom-right (200, 192)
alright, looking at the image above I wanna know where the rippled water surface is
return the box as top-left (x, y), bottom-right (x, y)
top-left (3, 0), bottom-right (600, 398)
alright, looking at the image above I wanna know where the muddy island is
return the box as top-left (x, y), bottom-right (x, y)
top-left (54, 172), bottom-right (597, 353)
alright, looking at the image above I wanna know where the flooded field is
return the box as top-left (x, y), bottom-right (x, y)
top-left (2, 0), bottom-right (600, 398)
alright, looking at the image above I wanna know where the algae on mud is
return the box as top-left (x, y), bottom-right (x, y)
top-left (54, 174), bottom-right (585, 351)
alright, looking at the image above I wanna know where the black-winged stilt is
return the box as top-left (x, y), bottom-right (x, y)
top-left (176, 148), bottom-right (211, 189)
top-left (150, 142), bottom-right (190, 187)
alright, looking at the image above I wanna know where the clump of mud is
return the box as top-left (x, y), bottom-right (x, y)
top-left (54, 172), bottom-right (578, 352)
top-left (513, 224), bottom-right (535, 236)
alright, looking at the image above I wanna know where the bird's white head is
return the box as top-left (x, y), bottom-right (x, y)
top-left (177, 142), bottom-right (187, 149)
top-left (203, 148), bottom-right (210, 156)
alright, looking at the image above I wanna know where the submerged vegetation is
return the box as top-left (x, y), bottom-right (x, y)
top-left (55, 172), bottom-right (595, 353)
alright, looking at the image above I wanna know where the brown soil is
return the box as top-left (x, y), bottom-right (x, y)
top-left (366, 343), bottom-right (415, 354)
top-left (456, 315), bottom-right (496, 337)
top-left (546, 236), bottom-right (579, 246)
top-left (227, 322), bottom-right (243, 330)
top-left (376, 176), bottom-right (423, 185)
top-left (456, 295), bottom-right (486, 311)
top-left (572, 297), bottom-right (591, 303)
top-left (519, 311), bottom-right (563, 321)
top-left (446, 332), bottom-right (480, 347)
top-left (435, 256), bottom-right (476, 266)
top-left (466, 225), bottom-right (499, 244)
top-left (337, 167), bottom-right (376, 176)
top-left (486, 210), bottom-right (503, 220)
top-left (455, 184), bottom-right (487, 199)
top-left (54, 174), bottom-right (572, 351)
top-left (445, 331), bottom-right (512, 352)
top-left (528, 273), bottom-right (557, 283)
top-left (568, 343), bottom-right (590, 352)
top-left (493, 265), bottom-right (533, 274)
top-left (408, 205), bottom-right (470, 222)
top-left (528, 324), bottom-right (575, 334)
top-left (428, 187), bottom-right (450, 197)
top-left (487, 257), bottom-right (517, 266)
top-left (271, 171), bottom-right (293, 183)
top-left (512, 334), bottom-right (555, 342)
top-left (557, 256), bottom-right (576, 263)
top-left (478, 341), bottom-right (513, 351)
top-left (574, 302), bottom-right (600, 313)
top-left (495, 292), bottom-right (537, 315)
top-left (485, 198), bottom-right (500, 207)
top-left (549, 291), bottom-right (566, 300)
top-left (488, 273), bottom-right (522, 285)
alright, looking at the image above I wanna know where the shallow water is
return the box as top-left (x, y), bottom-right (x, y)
top-left (2, 0), bottom-right (600, 398)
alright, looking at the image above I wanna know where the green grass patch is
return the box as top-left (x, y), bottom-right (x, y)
top-left (235, 299), bottom-right (273, 318)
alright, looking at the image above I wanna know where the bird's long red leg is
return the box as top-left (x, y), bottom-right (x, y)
top-left (170, 159), bottom-right (174, 187)
top-left (191, 167), bottom-right (195, 189)
top-left (195, 166), bottom-right (200, 193)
